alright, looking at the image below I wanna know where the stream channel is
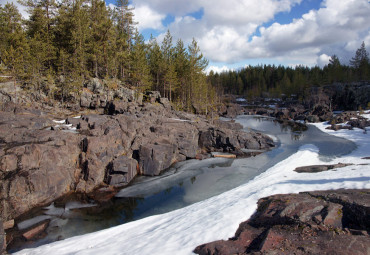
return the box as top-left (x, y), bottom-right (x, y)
top-left (9, 115), bottom-right (357, 253)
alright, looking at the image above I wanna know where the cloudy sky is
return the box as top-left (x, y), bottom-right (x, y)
top-left (127, 0), bottom-right (370, 72)
top-left (3, 0), bottom-right (370, 73)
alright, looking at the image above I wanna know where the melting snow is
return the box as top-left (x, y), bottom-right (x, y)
top-left (16, 114), bottom-right (370, 255)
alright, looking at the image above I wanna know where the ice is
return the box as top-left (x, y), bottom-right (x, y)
top-left (65, 201), bottom-right (96, 210)
top-left (17, 215), bottom-right (53, 230)
top-left (52, 119), bottom-right (66, 124)
top-left (16, 117), bottom-right (370, 255)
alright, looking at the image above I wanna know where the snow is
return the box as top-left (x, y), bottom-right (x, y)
top-left (16, 114), bottom-right (370, 255)
top-left (169, 118), bottom-right (193, 122)
top-left (52, 119), bottom-right (66, 124)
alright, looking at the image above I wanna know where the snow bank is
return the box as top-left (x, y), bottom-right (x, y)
top-left (16, 117), bottom-right (370, 255)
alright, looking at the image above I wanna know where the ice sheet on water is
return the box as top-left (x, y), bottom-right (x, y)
top-left (15, 117), bottom-right (370, 255)
top-left (17, 215), bottom-right (52, 230)
top-left (65, 201), bottom-right (96, 210)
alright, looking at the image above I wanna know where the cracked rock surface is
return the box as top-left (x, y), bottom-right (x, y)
top-left (194, 189), bottom-right (370, 255)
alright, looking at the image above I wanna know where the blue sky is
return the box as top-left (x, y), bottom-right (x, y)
top-left (5, 0), bottom-right (370, 73)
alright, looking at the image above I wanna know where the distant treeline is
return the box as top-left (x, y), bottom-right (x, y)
top-left (208, 43), bottom-right (370, 100)
top-left (0, 1), bottom-right (217, 114)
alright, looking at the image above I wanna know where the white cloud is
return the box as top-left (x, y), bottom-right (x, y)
top-left (317, 54), bottom-right (331, 67)
top-left (133, 4), bottom-right (165, 30)
top-left (3, 0), bottom-right (370, 67)
top-left (144, 0), bottom-right (370, 67)
top-left (206, 65), bottom-right (232, 74)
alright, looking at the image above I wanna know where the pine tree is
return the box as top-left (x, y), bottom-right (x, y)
top-left (161, 30), bottom-right (173, 98)
top-left (148, 35), bottom-right (163, 91)
top-left (173, 39), bottom-right (189, 108)
top-left (21, 0), bottom-right (57, 73)
top-left (130, 30), bottom-right (151, 92)
top-left (187, 38), bottom-right (209, 112)
top-left (0, 3), bottom-right (29, 79)
top-left (114, 0), bottom-right (137, 82)
top-left (88, 0), bottom-right (113, 78)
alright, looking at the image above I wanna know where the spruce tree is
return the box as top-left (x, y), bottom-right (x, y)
top-left (350, 42), bottom-right (369, 80)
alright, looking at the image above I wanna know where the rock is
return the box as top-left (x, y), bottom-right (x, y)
top-left (80, 89), bottom-right (93, 108)
top-left (22, 221), bottom-right (49, 240)
top-left (114, 87), bottom-right (135, 102)
top-left (145, 91), bottom-right (161, 103)
top-left (105, 100), bottom-right (129, 114)
top-left (294, 163), bottom-right (353, 173)
top-left (105, 156), bottom-right (138, 185)
top-left (223, 104), bottom-right (244, 118)
top-left (0, 219), bottom-right (4, 254)
top-left (85, 78), bottom-right (103, 94)
top-left (138, 142), bottom-right (177, 176)
top-left (306, 115), bottom-right (320, 123)
top-left (3, 220), bottom-right (14, 230)
top-left (0, 97), bottom-right (275, 223)
top-left (194, 189), bottom-right (370, 255)
top-left (199, 127), bottom-right (274, 156)
top-left (159, 97), bottom-right (171, 109)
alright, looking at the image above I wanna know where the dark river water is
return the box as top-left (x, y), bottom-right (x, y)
top-left (10, 116), bottom-right (356, 253)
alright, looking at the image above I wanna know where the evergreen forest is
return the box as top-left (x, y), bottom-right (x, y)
top-left (0, 0), bottom-right (216, 114)
top-left (1, 0), bottom-right (370, 113)
top-left (209, 43), bottom-right (370, 100)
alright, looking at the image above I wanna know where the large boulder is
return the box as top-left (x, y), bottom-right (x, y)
top-left (199, 127), bottom-right (274, 154)
top-left (105, 156), bottom-right (138, 185)
top-left (138, 142), bottom-right (177, 176)
top-left (194, 189), bottom-right (370, 255)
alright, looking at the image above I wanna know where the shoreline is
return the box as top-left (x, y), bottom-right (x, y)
top-left (13, 112), bottom-right (370, 255)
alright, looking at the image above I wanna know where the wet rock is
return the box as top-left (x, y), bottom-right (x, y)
top-left (194, 189), bottom-right (370, 255)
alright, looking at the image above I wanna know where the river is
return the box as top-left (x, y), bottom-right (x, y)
top-left (9, 115), bottom-right (356, 253)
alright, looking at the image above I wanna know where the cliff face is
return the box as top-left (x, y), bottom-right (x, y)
top-left (194, 189), bottom-right (370, 255)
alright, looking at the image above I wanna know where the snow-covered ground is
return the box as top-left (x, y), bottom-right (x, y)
top-left (16, 114), bottom-right (370, 255)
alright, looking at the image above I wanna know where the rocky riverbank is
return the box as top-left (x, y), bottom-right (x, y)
top-left (194, 189), bottom-right (370, 255)
top-left (0, 81), bottom-right (275, 253)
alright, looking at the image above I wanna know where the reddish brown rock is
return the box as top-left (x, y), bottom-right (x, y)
top-left (0, 93), bottom-right (274, 224)
top-left (194, 189), bottom-right (370, 255)
top-left (22, 221), bottom-right (49, 241)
